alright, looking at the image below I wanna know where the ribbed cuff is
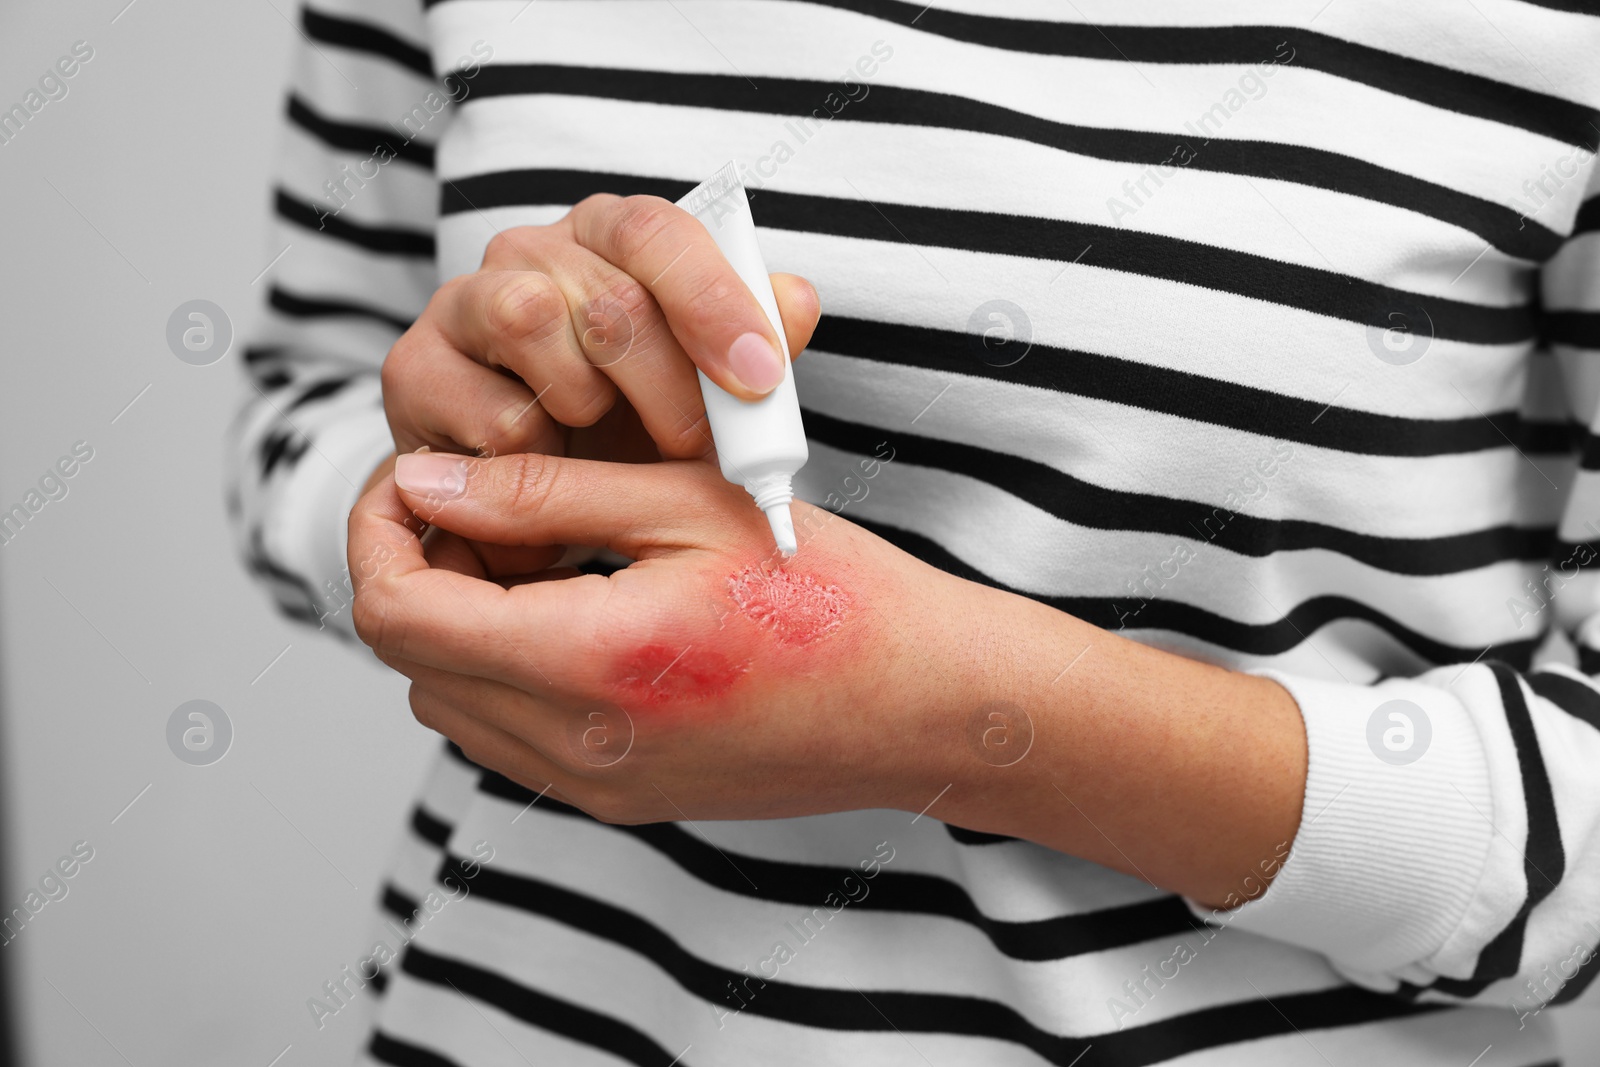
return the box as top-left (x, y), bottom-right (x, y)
top-left (1185, 669), bottom-right (1496, 976)
top-left (258, 403), bottom-right (394, 642)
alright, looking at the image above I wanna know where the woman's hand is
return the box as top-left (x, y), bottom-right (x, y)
top-left (348, 450), bottom-right (1308, 908)
top-left (348, 449), bottom-right (988, 823)
top-left (378, 196), bottom-right (820, 465)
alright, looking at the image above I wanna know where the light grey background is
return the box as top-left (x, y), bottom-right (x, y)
top-left (1, 3), bottom-right (1598, 1065)
top-left (0, 2), bottom-right (437, 1064)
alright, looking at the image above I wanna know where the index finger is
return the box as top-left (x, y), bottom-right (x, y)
top-left (571, 194), bottom-right (789, 401)
top-left (347, 472), bottom-right (601, 688)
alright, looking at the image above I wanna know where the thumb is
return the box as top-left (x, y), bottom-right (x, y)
top-left (771, 272), bottom-right (820, 359)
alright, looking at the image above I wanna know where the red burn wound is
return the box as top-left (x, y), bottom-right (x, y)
top-left (613, 643), bottom-right (747, 704)
top-left (726, 565), bottom-right (851, 646)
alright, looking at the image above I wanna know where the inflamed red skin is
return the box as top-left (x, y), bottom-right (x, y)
top-left (611, 642), bottom-right (749, 704)
top-left (607, 562), bottom-right (857, 707)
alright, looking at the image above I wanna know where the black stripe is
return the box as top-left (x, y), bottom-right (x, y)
top-left (1516, 0), bottom-right (1600, 14)
top-left (1543, 310), bottom-right (1600, 349)
top-left (1429, 664), bottom-right (1566, 997)
top-left (302, 7), bottom-right (432, 78)
top-left (442, 169), bottom-right (1534, 346)
top-left (945, 825), bottom-right (1019, 846)
top-left (1575, 196), bottom-right (1600, 236)
top-left (241, 347), bottom-right (309, 393)
top-left (382, 884), bottom-right (421, 922)
top-left (806, 407), bottom-right (1557, 576)
top-left (258, 426), bottom-right (310, 478)
top-left (795, 1), bottom-right (1600, 149)
top-left (368, 1030), bottom-right (467, 1067)
top-left (243, 345), bottom-right (385, 388)
top-left (806, 315), bottom-right (1572, 459)
top-left (244, 529), bottom-right (329, 627)
top-left (1527, 671), bottom-right (1600, 735)
top-left (286, 95), bottom-right (435, 169)
top-left (275, 189), bottom-right (436, 257)
top-left (422, 0), bottom-right (1600, 148)
top-left (402, 944), bottom-right (693, 1067)
top-left (852, 515), bottom-right (1540, 667)
top-left (472, 772), bottom-right (1202, 962)
top-left (410, 805), bottom-right (452, 848)
top-left (268, 284), bottom-right (413, 333)
top-left (433, 852), bottom-right (1442, 1066)
top-left (243, 345), bottom-right (285, 364)
top-left (285, 375), bottom-right (353, 412)
top-left (466, 64), bottom-right (1560, 261)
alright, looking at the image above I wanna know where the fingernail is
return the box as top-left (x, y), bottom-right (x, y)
top-left (395, 452), bottom-right (469, 501)
top-left (726, 332), bottom-right (786, 395)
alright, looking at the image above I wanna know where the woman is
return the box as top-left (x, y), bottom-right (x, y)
top-left (231, 2), bottom-right (1600, 1064)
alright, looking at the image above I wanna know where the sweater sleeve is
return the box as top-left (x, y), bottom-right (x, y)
top-left (226, 0), bottom-right (444, 641)
top-left (1189, 174), bottom-right (1600, 1018)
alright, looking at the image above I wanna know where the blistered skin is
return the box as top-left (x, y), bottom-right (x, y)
top-left (607, 564), bottom-right (853, 706)
top-left (725, 564), bottom-right (850, 646)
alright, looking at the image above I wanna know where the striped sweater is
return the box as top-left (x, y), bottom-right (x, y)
top-left (229, 2), bottom-right (1600, 1064)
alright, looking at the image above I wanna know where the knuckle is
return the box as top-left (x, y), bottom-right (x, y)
top-left (578, 275), bottom-right (648, 368)
top-left (486, 273), bottom-right (565, 346)
top-left (566, 384), bottom-right (617, 429)
top-left (678, 273), bottom-right (746, 333)
top-left (351, 586), bottom-right (393, 654)
top-left (595, 271), bottom-right (649, 329)
top-left (407, 685), bottom-right (437, 732)
top-left (581, 790), bottom-right (638, 826)
top-left (434, 271), bottom-right (472, 307)
top-left (658, 409), bottom-right (715, 460)
top-left (482, 227), bottom-right (537, 268)
top-left (602, 273), bottom-right (654, 324)
top-left (544, 743), bottom-right (588, 779)
top-left (603, 195), bottom-right (677, 263)
top-left (502, 451), bottom-right (555, 519)
top-left (485, 397), bottom-right (542, 453)
top-left (378, 352), bottom-right (403, 401)
top-left (574, 192), bottom-right (622, 216)
top-left (380, 330), bottom-right (420, 392)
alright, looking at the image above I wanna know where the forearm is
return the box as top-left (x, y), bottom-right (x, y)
top-left (921, 580), bottom-right (1308, 909)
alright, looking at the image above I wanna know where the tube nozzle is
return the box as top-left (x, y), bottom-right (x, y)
top-left (764, 502), bottom-right (797, 557)
top-left (748, 473), bottom-right (798, 557)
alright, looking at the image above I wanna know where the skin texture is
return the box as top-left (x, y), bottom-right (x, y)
top-left (350, 450), bottom-right (1308, 909)
top-left (724, 564), bottom-right (851, 647)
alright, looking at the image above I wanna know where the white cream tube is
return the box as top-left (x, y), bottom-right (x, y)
top-left (676, 163), bottom-right (808, 556)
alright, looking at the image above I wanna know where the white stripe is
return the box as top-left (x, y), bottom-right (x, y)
top-left (447, 93), bottom-right (1532, 307)
top-left (798, 350), bottom-right (1571, 537)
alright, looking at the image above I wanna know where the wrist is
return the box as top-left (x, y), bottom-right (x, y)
top-left (907, 579), bottom-right (1307, 905)
top-left (885, 573), bottom-right (1076, 821)
top-left (934, 583), bottom-right (1086, 824)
